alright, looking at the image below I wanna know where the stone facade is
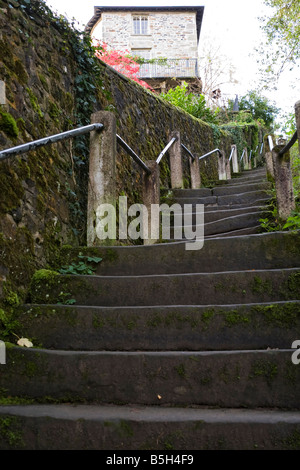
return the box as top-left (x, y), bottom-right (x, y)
top-left (92, 10), bottom-right (199, 61)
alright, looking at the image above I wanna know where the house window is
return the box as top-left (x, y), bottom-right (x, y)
top-left (133, 15), bottom-right (148, 35)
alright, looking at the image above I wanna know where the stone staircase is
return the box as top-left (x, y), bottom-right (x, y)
top-left (1, 167), bottom-right (300, 450)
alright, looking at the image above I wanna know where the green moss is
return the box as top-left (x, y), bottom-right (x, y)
top-left (0, 108), bottom-right (19, 138)
top-left (175, 363), bottom-right (186, 378)
top-left (48, 101), bottom-right (61, 123)
top-left (252, 303), bottom-right (298, 328)
top-left (38, 73), bottom-right (49, 92)
top-left (225, 312), bottom-right (250, 326)
top-left (0, 416), bottom-right (24, 448)
top-left (3, 283), bottom-right (20, 307)
top-left (13, 59), bottom-right (28, 85)
top-left (250, 359), bottom-right (278, 384)
top-left (281, 429), bottom-right (300, 449)
top-left (26, 87), bottom-right (43, 118)
top-left (287, 272), bottom-right (300, 295)
top-left (251, 276), bottom-right (273, 295)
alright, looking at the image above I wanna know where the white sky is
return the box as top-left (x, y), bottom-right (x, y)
top-left (45, 0), bottom-right (300, 120)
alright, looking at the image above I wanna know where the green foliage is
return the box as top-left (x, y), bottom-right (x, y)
top-left (160, 82), bottom-right (218, 124)
top-left (283, 210), bottom-right (300, 231)
top-left (260, 0), bottom-right (300, 78)
top-left (58, 255), bottom-right (102, 275)
top-left (0, 308), bottom-right (20, 339)
top-left (230, 90), bottom-right (279, 129)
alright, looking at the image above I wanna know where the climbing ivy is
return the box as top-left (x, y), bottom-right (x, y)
top-left (11, 0), bottom-right (108, 243)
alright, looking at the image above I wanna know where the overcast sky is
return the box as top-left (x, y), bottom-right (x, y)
top-left (44, 0), bottom-right (299, 119)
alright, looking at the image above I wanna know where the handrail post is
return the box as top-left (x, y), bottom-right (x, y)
top-left (169, 131), bottom-right (183, 189)
top-left (87, 111), bottom-right (116, 246)
top-left (226, 152), bottom-right (231, 180)
top-left (231, 144), bottom-right (239, 173)
top-left (143, 160), bottom-right (160, 245)
top-left (243, 147), bottom-right (250, 170)
top-left (189, 152), bottom-right (201, 189)
top-left (263, 135), bottom-right (275, 180)
top-left (218, 150), bottom-right (227, 180)
top-left (272, 144), bottom-right (295, 220)
top-left (295, 100), bottom-right (300, 156)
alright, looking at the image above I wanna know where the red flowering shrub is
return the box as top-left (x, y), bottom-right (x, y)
top-left (95, 42), bottom-right (153, 90)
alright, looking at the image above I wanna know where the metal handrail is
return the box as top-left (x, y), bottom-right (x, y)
top-left (228, 147), bottom-right (234, 162)
top-left (156, 137), bottom-right (177, 164)
top-left (0, 123), bottom-right (104, 161)
top-left (279, 131), bottom-right (298, 156)
top-left (199, 148), bottom-right (222, 161)
top-left (116, 134), bottom-right (151, 175)
top-left (240, 149), bottom-right (245, 162)
top-left (181, 143), bottom-right (195, 161)
top-left (260, 142), bottom-right (264, 154)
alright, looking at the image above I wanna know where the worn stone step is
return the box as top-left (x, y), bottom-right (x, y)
top-left (203, 200), bottom-right (271, 210)
top-left (19, 301), bottom-right (300, 351)
top-left (174, 191), bottom-right (271, 207)
top-left (206, 225), bottom-right (262, 238)
top-left (1, 404), bottom-right (300, 450)
top-left (28, 267), bottom-right (300, 307)
top-left (173, 181), bottom-right (271, 198)
top-left (217, 190), bottom-right (271, 207)
top-left (0, 347), bottom-right (299, 408)
top-left (178, 205), bottom-right (266, 223)
top-left (212, 181), bottom-right (271, 196)
top-left (203, 206), bottom-right (267, 222)
top-left (57, 231), bottom-right (300, 276)
top-left (170, 211), bottom-right (264, 238)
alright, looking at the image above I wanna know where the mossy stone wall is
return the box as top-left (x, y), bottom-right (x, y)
top-left (0, 0), bottom-right (80, 298)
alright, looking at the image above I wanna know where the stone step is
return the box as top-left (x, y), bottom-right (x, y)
top-left (29, 267), bottom-right (300, 307)
top-left (175, 190), bottom-right (271, 207)
top-left (170, 211), bottom-right (265, 238)
top-left (173, 181), bottom-right (271, 198)
top-left (203, 200), bottom-right (271, 210)
top-left (206, 225), bottom-right (262, 238)
top-left (1, 404), bottom-right (300, 450)
top-left (179, 205), bottom-right (266, 222)
top-left (0, 347), bottom-right (299, 408)
top-left (57, 231), bottom-right (300, 276)
top-left (19, 301), bottom-right (300, 351)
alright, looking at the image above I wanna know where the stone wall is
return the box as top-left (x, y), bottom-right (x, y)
top-left (0, 0), bottom-right (82, 297)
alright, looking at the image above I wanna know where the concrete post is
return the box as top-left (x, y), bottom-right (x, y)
top-left (264, 134), bottom-right (275, 180)
top-left (87, 111), bottom-right (116, 246)
top-left (272, 145), bottom-right (295, 220)
top-left (143, 160), bottom-right (160, 245)
top-left (295, 100), bottom-right (300, 156)
top-left (169, 131), bottom-right (183, 189)
top-left (243, 148), bottom-right (250, 170)
top-left (0, 81), bottom-right (6, 105)
top-left (226, 155), bottom-right (231, 180)
top-left (189, 155), bottom-right (201, 189)
top-left (231, 145), bottom-right (239, 173)
top-left (218, 150), bottom-right (227, 180)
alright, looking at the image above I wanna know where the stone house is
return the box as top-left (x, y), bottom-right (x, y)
top-left (86, 6), bottom-right (204, 92)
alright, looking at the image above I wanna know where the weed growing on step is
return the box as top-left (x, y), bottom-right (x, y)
top-left (58, 255), bottom-right (102, 275)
